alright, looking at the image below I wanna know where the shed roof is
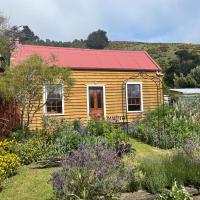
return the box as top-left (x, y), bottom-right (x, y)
top-left (11, 44), bottom-right (161, 71)
top-left (170, 88), bottom-right (200, 95)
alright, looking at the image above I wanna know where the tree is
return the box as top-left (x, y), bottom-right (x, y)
top-left (0, 54), bottom-right (73, 129)
top-left (86, 29), bottom-right (109, 49)
top-left (8, 25), bottom-right (39, 44)
top-left (0, 14), bottom-right (11, 67)
top-left (174, 66), bottom-right (200, 88)
top-left (165, 50), bottom-right (200, 87)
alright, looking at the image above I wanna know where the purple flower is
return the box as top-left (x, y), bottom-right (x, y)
top-left (50, 144), bottom-right (127, 199)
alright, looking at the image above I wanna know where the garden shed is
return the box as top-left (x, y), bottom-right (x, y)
top-left (169, 88), bottom-right (200, 110)
top-left (11, 43), bottom-right (163, 129)
top-left (170, 88), bottom-right (200, 96)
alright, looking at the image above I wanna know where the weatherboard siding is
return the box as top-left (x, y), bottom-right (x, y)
top-left (28, 70), bottom-right (163, 129)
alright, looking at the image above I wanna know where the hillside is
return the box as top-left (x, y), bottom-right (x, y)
top-left (107, 41), bottom-right (200, 72)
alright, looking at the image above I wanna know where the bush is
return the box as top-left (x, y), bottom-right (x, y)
top-left (0, 153), bottom-right (20, 177)
top-left (50, 144), bottom-right (131, 200)
top-left (155, 181), bottom-right (192, 200)
top-left (87, 119), bottom-right (129, 144)
top-left (0, 142), bottom-right (20, 187)
top-left (140, 151), bottom-right (200, 194)
top-left (8, 118), bottom-right (131, 164)
top-left (140, 155), bottom-right (169, 193)
top-left (129, 105), bottom-right (200, 149)
top-left (0, 139), bottom-right (37, 165)
top-left (36, 118), bottom-right (131, 161)
top-left (14, 119), bottom-right (84, 163)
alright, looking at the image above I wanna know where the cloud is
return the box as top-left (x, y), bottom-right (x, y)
top-left (1, 0), bottom-right (200, 43)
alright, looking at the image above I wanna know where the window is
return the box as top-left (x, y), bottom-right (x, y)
top-left (126, 83), bottom-right (143, 112)
top-left (44, 84), bottom-right (64, 115)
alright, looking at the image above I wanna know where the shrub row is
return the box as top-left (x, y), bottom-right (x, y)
top-left (6, 118), bottom-right (130, 164)
top-left (140, 151), bottom-right (200, 194)
top-left (129, 106), bottom-right (200, 149)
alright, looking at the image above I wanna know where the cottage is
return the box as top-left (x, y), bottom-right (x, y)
top-left (11, 44), bottom-right (163, 129)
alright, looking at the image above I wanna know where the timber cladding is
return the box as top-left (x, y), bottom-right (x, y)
top-left (29, 70), bottom-right (163, 129)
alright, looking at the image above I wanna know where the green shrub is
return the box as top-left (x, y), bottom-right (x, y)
top-left (140, 151), bottom-right (200, 193)
top-left (0, 140), bottom-right (21, 187)
top-left (87, 119), bottom-right (129, 145)
top-left (140, 155), bottom-right (169, 193)
top-left (18, 120), bottom-right (83, 162)
top-left (155, 181), bottom-right (192, 200)
top-left (50, 144), bottom-right (132, 200)
top-left (8, 118), bottom-right (131, 164)
top-left (129, 106), bottom-right (200, 149)
top-left (127, 169), bottom-right (141, 192)
top-left (165, 152), bottom-right (200, 188)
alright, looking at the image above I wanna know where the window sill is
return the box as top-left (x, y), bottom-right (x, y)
top-left (127, 110), bottom-right (143, 113)
top-left (44, 113), bottom-right (65, 116)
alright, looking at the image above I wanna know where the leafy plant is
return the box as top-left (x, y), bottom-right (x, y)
top-left (140, 155), bottom-right (169, 194)
top-left (129, 104), bottom-right (200, 149)
top-left (155, 181), bottom-right (192, 200)
top-left (0, 143), bottom-right (20, 188)
top-left (87, 119), bottom-right (129, 145)
top-left (50, 144), bottom-right (131, 200)
top-left (140, 150), bottom-right (200, 194)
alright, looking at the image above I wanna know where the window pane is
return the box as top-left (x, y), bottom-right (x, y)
top-left (89, 89), bottom-right (94, 108)
top-left (127, 84), bottom-right (141, 111)
top-left (97, 89), bottom-right (102, 108)
top-left (45, 84), bottom-right (63, 114)
top-left (47, 85), bottom-right (62, 99)
top-left (128, 84), bottom-right (140, 97)
top-left (128, 105), bottom-right (141, 111)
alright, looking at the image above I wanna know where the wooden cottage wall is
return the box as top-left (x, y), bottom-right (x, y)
top-left (28, 70), bottom-right (163, 129)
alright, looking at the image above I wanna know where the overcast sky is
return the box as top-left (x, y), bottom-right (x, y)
top-left (1, 0), bottom-right (200, 43)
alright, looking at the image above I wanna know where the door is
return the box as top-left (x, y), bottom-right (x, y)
top-left (88, 86), bottom-right (104, 118)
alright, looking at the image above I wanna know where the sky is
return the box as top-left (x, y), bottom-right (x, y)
top-left (1, 0), bottom-right (200, 43)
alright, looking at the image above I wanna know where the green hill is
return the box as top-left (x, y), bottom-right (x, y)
top-left (107, 41), bottom-right (200, 72)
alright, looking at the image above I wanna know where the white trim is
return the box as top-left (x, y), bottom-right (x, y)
top-left (86, 84), bottom-right (106, 119)
top-left (43, 84), bottom-right (65, 116)
top-left (126, 82), bottom-right (143, 113)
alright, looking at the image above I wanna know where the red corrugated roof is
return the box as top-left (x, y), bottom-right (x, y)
top-left (11, 44), bottom-right (161, 71)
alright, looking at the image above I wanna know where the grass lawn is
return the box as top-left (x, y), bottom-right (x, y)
top-left (0, 138), bottom-right (169, 200)
top-left (0, 166), bottom-right (56, 200)
top-left (130, 138), bottom-right (169, 159)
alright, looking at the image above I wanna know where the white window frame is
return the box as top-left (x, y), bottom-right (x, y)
top-left (43, 84), bottom-right (65, 116)
top-left (86, 84), bottom-right (106, 119)
top-left (126, 82), bottom-right (143, 113)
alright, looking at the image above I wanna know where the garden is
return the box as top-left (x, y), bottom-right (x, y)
top-left (1, 99), bottom-right (200, 200)
top-left (0, 56), bottom-right (200, 200)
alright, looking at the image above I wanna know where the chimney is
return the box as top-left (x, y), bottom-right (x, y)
top-left (10, 37), bottom-right (21, 64)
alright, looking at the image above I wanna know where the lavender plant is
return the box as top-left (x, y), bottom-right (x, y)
top-left (50, 144), bottom-right (131, 200)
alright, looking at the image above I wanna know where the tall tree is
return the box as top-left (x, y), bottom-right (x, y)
top-left (9, 25), bottom-right (39, 44)
top-left (0, 14), bottom-right (11, 67)
top-left (165, 50), bottom-right (200, 87)
top-left (86, 30), bottom-right (109, 49)
top-left (0, 54), bottom-right (73, 129)
top-left (174, 66), bottom-right (200, 88)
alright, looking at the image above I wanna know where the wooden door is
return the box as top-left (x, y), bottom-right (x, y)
top-left (89, 87), bottom-right (104, 118)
